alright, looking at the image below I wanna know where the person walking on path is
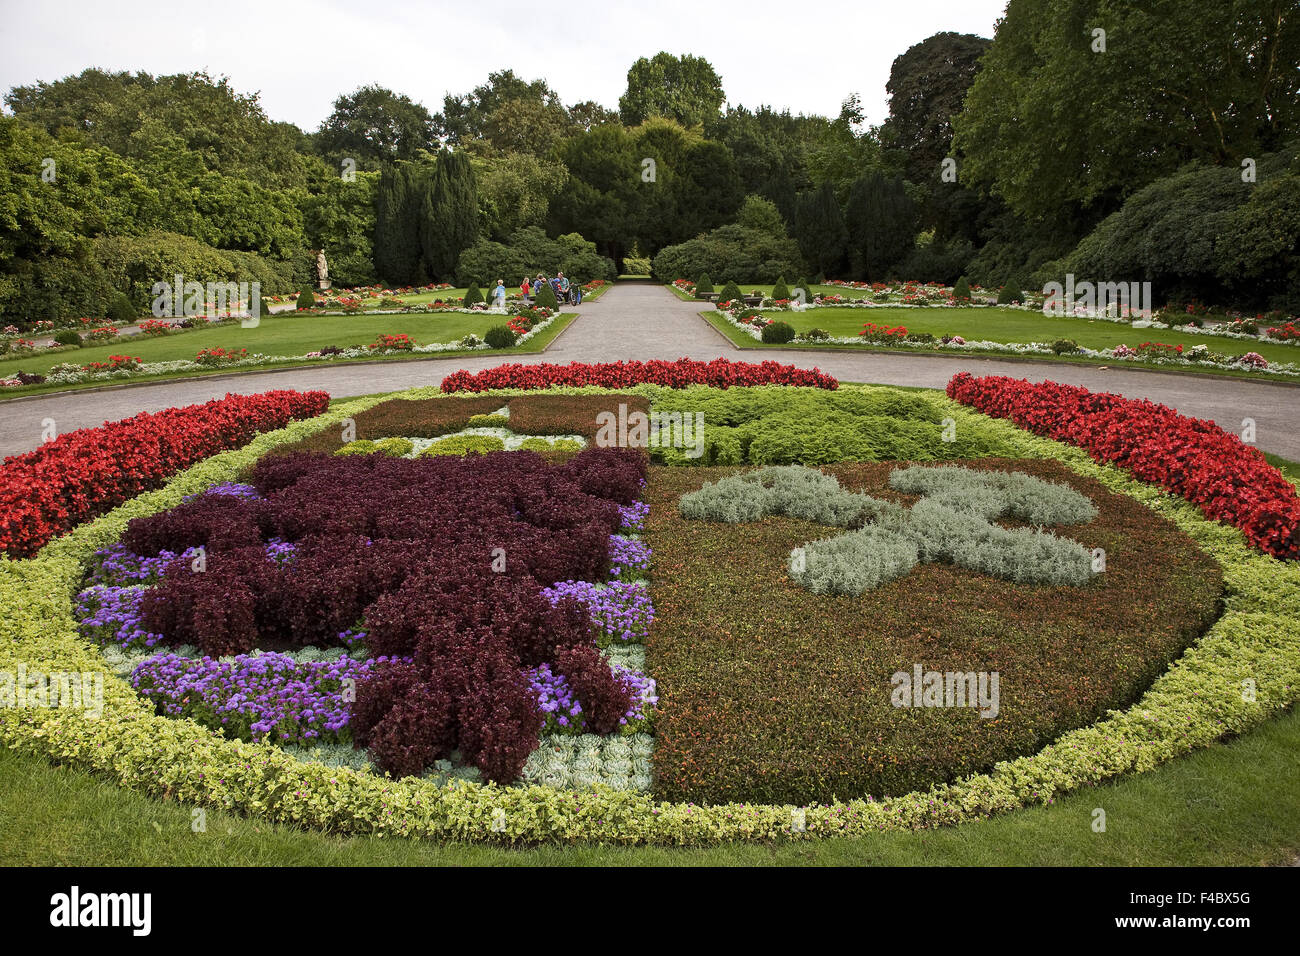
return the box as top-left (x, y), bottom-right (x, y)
top-left (519, 276), bottom-right (531, 305)
top-left (493, 279), bottom-right (506, 310)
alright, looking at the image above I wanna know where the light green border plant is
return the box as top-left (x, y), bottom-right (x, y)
top-left (0, 385), bottom-right (1296, 844)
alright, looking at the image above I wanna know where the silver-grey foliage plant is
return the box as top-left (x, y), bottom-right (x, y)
top-left (680, 464), bottom-right (1098, 595)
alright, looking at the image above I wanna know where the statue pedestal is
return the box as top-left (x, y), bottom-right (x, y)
top-left (317, 280), bottom-right (332, 291)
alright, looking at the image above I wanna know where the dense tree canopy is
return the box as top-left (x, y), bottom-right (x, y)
top-left (315, 84), bottom-right (437, 170)
top-left (618, 53), bottom-right (725, 127)
top-left (954, 0), bottom-right (1300, 225)
top-left (4, 10), bottom-right (1298, 328)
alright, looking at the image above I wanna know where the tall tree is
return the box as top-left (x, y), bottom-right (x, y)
top-left (436, 70), bottom-right (564, 145)
top-left (618, 53), bottom-right (725, 127)
top-left (315, 85), bottom-right (436, 170)
top-left (548, 123), bottom-right (640, 264)
top-left (5, 68), bottom-right (319, 190)
top-left (794, 184), bottom-right (848, 277)
top-left (843, 172), bottom-right (916, 280)
top-left (373, 163), bottom-right (426, 284)
top-left (953, 0), bottom-right (1300, 225)
top-left (421, 149), bottom-right (480, 280)
top-left (881, 32), bottom-right (991, 186)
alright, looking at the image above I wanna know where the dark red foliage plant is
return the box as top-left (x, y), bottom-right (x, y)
top-left (123, 445), bottom-right (645, 782)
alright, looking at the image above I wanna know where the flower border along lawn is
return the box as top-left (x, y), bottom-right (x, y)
top-left (0, 383), bottom-right (1297, 845)
top-left (699, 308), bottom-right (1300, 380)
top-left (0, 311), bottom-right (579, 402)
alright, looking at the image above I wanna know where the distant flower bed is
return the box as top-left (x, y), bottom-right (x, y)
top-left (441, 358), bottom-right (839, 393)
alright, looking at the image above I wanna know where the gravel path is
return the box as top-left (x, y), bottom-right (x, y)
top-left (3, 283), bottom-right (1298, 460)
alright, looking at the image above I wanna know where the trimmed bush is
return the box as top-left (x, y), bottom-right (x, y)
top-left (1051, 338), bottom-right (1080, 354)
top-left (771, 276), bottom-right (790, 301)
top-left (696, 273), bottom-right (713, 295)
top-left (462, 282), bottom-right (484, 308)
top-left (952, 276), bottom-right (971, 301)
top-left (484, 325), bottom-right (516, 350)
top-left (296, 289), bottom-right (316, 310)
top-left (997, 281), bottom-right (1024, 304)
top-left (761, 320), bottom-right (796, 344)
top-left (534, 281), bottom-right (558, 310)
top-left (716, 282), bottom-right (744, 307)
top-left (466, 413), bottom-right (510, 429)
top-left (419, 435), bottom-right (507, 457)
top-left (53, 329), bottom-right (82, 347)
top-left (107, 292), bottom-right (136, 325)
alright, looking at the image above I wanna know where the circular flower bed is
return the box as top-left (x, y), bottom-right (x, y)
top-left (0, 377), bottom-right (1296, 844)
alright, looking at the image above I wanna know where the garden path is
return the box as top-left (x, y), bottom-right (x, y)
top-left (3, 283), bottom-right (1299, 461)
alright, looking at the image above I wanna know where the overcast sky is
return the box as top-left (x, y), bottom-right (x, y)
top-left (0, 0), bottom-right (1007, 130)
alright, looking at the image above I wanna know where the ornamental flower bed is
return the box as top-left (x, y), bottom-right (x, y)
top-left (859, 322), bottom-right (910, 343)
top-left (195, 346), bottom-right (250, 366)
top-left (78, 322), bottom-right (121, 342)
top-left (0, 389), bottom-right (328, 558)
top-left (93, 446), bottom-right (652, 782)
top-left (0, 382), bottom-right (1297, 845)
top-left (82, 355), bottom-right (142, 373)
top-left (367, 333), bottom-right (414, 352)
top-left (131, 651), bottom-right (398, 745)
top-left (947, 372), bottom-right (1300, 559)
top-left (441, 358), bottom-right (839, 393)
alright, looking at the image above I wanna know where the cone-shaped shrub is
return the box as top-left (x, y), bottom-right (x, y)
top-left (534, 281), bottom-right (558, 310)
top-left (108, 292), bottom-right (136, 325)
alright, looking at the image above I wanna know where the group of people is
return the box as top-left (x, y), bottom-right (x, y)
top-left (512, 272), bottom-right (582, 307)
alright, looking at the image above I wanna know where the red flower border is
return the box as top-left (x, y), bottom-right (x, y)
top-left (441, 358), bottom-right (838, 393)
top-left (0, 390), bottom-right (329, 558)
top-left (947, 372), bottom-right (1299, 559)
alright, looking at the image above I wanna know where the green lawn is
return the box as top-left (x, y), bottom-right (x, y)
top-left (0, 312), bottom-right (578, 401)
top-left (712, 306), bottom-right (1300, 369)
top-left (2, 704), bottom-right (1296, 865)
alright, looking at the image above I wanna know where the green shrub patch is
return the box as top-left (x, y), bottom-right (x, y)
top-left (648, 458), bottom-right (1223, 805)
top-left (647, 386), bottom-right (1018, 465)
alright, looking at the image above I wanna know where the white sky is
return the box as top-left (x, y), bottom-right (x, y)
top-left (0, 0), bottom-right (1007, 130)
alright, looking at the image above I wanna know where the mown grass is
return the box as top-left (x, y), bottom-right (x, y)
top-left (3, 311), bottom-right (555, 376)
top-left (2, 703), bottom-right (1296, 865)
